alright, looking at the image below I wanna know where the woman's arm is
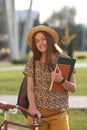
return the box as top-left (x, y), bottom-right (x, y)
top-left (27, 76), bottom-right (36, 110)
top-left (51, 68), bottom-right (76, 93)
top-left (27, 76), bottom-right (41, 118)
top-left (61, 73), bottom-right (76, 92)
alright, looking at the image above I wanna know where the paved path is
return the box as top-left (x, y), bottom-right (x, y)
top-left (0, 62), bottom-right (87, 72)
top-left (0, 95), bottom-right (87, 109)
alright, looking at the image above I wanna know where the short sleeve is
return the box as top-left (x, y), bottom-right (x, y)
top-left (23, 57), bottom-right (34, 77)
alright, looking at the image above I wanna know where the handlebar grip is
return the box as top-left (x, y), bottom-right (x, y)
top-left (33, 114), bottom-right (42, 118)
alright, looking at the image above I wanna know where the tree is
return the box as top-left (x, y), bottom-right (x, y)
top-left (20, 0), bottom-right (33, 60)
top-left (3, 0), bottom-right (34, 61)
top-left (60, 24), bottom-right (77, 57)
top-left (45, 6), bottom-right (76, 27)
top-left (45, 6), bottom-right (77, 57)
top-left (4, 0), bottom-right (19, 60)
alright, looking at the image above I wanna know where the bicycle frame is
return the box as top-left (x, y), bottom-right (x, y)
top-left (0, 103), bottom-right (38, 130)
top-left (0, 120), bottom-right (37, 130)
top-left (0, 102), bottom-right (64, 130)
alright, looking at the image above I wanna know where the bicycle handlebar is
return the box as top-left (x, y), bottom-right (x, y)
top-left (0, 102), bottom-right (65, 118)
top-left (0, 103), bottom-right (33, 117)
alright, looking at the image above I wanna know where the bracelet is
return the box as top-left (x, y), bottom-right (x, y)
top-left (60, 77), bottom-right (65, 84)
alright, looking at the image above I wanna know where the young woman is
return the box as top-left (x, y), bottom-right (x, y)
top-left (23, 25), bottom-right (76, 130)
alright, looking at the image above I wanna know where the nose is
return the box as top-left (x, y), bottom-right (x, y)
top-left (39, 40), bottom-right (43, 45)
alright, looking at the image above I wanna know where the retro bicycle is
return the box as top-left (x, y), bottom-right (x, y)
top-left (0, 101), bottom-right (64, 130)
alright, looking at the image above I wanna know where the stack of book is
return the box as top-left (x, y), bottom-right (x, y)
top-left (49, 56), bottom-right (76, 91)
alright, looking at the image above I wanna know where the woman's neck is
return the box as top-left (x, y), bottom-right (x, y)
top-left (40, 53), bottom-right (56, 63)
top-left (40, 54), bottom-right (46, 63)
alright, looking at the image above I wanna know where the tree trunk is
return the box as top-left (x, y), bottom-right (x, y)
top-left (20, 0), bottom-right (33, 60)
top-left (4, 0), bottom-right (19, 61)
top-left (67, 42), bottom-right (73, 58)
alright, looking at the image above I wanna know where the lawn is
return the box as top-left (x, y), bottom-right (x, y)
top-left (69, 109), bottom-right (87, 130)
top-left (74, 51), bottom-right (87, 63)
top-left (71, 67), bottom-right (87, 95)
top-left (0, 70), bottom-right (23, 95)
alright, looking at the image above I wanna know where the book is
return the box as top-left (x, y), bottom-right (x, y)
top-left (49, 56), bottom-right (76, 91)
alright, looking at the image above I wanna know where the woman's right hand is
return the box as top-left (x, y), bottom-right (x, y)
top-left (29, 107), bottom-right (41, 119)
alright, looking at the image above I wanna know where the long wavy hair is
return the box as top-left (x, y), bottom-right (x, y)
top-left (32, 31), bottom-right (60, 71)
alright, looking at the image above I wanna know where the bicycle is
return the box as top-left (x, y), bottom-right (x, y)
top-left (0, 101), bottom-right (64, 130)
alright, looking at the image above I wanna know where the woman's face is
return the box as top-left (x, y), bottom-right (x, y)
top-left (35, 32), bottom-right (47, 53)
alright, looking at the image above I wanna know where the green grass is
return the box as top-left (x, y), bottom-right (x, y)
top-left (69, 109), bottom-right (87, 130)
top-left (0, 70), bottom-right (23, 95)
top-left (74, 51), bottom-right (87, 63)
top-left (71, 67), bottom-right (87, 95)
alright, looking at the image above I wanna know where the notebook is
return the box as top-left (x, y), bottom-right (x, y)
top-left (49, 56), bottom-right (76, 91)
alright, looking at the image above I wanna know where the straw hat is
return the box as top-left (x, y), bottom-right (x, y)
top-left (27, 25), bottom-right (63, 53)
top-left (27, 25), bottom-right (58, 46)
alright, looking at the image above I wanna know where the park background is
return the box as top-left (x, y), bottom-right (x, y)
top-left (0, 0), bottom-right (87, 130)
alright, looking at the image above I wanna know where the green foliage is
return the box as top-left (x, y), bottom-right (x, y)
top-left (33, 14), bottom-right (40, 27)
top-left (12, 60), bottom-right (26, 64)
top-left (45, 6), bottom-right (76, 26)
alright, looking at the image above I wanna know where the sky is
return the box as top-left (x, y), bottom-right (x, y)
top-left (15, 0), bottom-right (87, 25)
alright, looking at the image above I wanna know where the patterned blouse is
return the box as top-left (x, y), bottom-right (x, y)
top-left (24, 56), bottom-right (69, 110)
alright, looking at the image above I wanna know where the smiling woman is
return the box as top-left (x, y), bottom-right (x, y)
top-left (23, 24), bottom-right (76, 130)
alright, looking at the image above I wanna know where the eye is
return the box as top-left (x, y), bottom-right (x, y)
top-left (41, 37), bottom-right (46, 42)
top-left (43, 38), bottom-right (46, 41)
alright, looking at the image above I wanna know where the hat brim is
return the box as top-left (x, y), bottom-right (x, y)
top-left (26, 25), bottom-right (59, 46)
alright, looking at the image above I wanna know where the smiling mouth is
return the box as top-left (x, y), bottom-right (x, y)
top-left (39, 45), bottom-right (46, 49)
